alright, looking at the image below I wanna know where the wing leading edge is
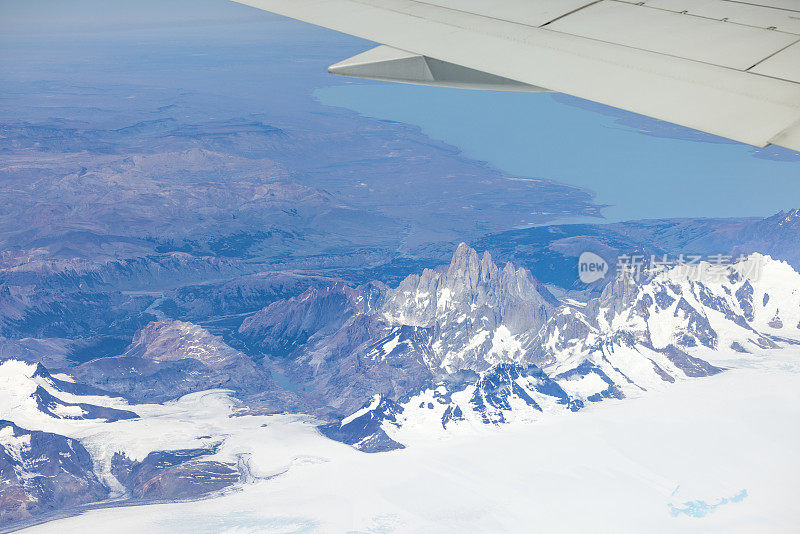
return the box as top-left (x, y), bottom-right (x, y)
top-left (233, 0), bottom-right (800, 152)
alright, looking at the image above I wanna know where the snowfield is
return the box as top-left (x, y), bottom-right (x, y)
top-left (17, 349), bottom-right (800, 534)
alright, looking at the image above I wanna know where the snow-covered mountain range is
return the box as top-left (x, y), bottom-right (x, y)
top-left (308, 246), bottom-right (800, 450)
top-left (1, 242), bottom-right (799, 525)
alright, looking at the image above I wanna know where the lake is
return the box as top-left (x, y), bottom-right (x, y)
top-left (316, 83), bottom-right (800, 223)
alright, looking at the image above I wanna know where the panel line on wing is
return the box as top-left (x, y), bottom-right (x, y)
top-left (746, 37), bottom-right (800, 71)
top-left (539, 1), bottom-right (604, 27)
top-left (625, 0), bottom-right (800, 34)
top-left (411, 0), bottom-right (600, 28)
top-left (546, 1), bottom-right (800, 71)
top-left (723, 0), bottom-right (800, 13)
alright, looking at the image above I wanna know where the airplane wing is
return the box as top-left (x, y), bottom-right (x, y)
top-left (233, 0), bottom-right (800, 151)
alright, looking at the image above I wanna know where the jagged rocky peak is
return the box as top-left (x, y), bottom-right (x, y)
top-left (445, 242), bottom-right (502, 290)
top-left (446, 242), bottom-right (555, 302)
top-left (377, 244), bottom-right (559, 372)
top-left (383, 243), bottom-right (557, 328)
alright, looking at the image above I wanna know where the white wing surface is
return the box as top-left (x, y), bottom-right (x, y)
top-left (233, 0), bottom-right (800, 151)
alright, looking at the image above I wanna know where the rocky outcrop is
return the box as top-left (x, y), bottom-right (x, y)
top-left (0, 421), bottom-right (108, 524)
top-left (318, 395), bottom-right (405, 453)
top-left (110, 447), bottom-right (239, 501)
top-left (74, 320), bottom-right (295, 409)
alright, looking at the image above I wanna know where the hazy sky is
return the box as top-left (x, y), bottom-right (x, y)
top-left (0, 0), bottom-right (261, 34)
